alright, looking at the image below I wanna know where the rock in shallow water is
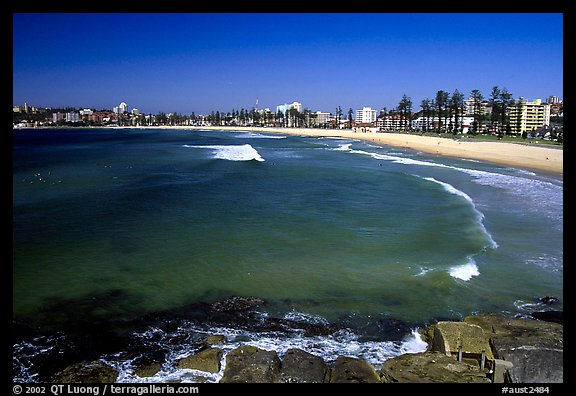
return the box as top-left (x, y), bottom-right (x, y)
top-left (177, 347), bottom-right (223, 374)
top-left (220, 345), bottom-right (281, 383)
top-left (279, 348), bottom-right (330, 383)
top-left (51, 361), bottom-right (119, 383)
top-left (211, 296), bottom-right (264, 312)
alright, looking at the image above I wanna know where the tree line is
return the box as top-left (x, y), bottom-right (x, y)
top-left (382, 86), bottom-right (516, 136)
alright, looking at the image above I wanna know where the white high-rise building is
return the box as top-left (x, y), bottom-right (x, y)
top-left (276, 101), bottom-right (302, 116)
top-left (355, 107), bottom-right (377, 124)
top-left (119, 102), bottom-right (128, 114)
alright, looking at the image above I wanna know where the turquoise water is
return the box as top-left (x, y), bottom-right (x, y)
top-left (13, 128), bottom-right (563, 325)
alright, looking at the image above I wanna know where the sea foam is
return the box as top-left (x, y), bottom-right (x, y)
top-left (99, 316), bottom-right (428, 383)
top-left (449, 258), bottom-right (480, 281)
top-left (184, 144), bottom-right (265, 162)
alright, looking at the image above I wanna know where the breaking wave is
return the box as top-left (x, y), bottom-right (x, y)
top-left (184, 144), bottom-right (265, 162)
top-left (449, 258), bottom-right (481, 281)
top-left (422, 177), bottom-right (498, 250)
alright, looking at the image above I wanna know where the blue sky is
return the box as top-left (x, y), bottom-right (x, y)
top-left (13, 13), bottom-right (563, 114)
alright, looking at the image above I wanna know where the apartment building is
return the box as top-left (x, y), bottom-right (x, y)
top-left (355, 107), bottom-right (377, 124)
top-left (507, 98), bottom-right (551, 135)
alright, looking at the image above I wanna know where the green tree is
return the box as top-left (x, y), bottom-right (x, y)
top-left (489, 86), bottom-right (501, 133)
top-left (398, 94), bottom-right (412, 131)
top-left (499, 88), bottom-right (513, 136)
top-left (451, 89), bottom-right (465, 135)
top-left (348, 107), bottom-right (354, 129)
top-left (275, 109), bottom-right (283, 127)
top-left (420, 99), bottom-right (432, 132)
top-left (470, 89), bottom-right (484, 135)
top-left (335, 106), bottom-right (343, 129)
top-left (435, 90), bottom-right (448, 132)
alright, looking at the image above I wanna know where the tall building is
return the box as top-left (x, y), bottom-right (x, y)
top-left (464, 97), bottom-right (490, 116)
top-left (276, 101), bottom-right (302, 116)
top-left (355, 107), bottom-right (377, 124)
top-left (119, 102), bottom-right (128, 114)
top-left (507, 98), bottom-right (551, 135)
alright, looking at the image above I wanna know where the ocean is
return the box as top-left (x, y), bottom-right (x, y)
top-left (12, 128), bottom-right (563, 382)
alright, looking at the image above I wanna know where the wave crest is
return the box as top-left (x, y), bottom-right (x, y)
top-left (449, 258), bottom-right (480, 281)
top-left (184, 144), bottom-right (265, 162)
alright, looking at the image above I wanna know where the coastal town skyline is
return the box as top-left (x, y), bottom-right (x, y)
top-left (13, 13), bottom-right (563, 115)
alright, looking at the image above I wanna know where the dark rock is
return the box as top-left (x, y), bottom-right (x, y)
top-left (201, 334), bottom-right (227, 346)
top-left (539, 296), bottom-right (560, 305)
top-left (260, 317), bottom-right (340, 337)
top-left (211, 296), bottom-right (264, 312)
top-left (279, 348), bottom-right (330, 383)
top-left (329, 356), bottom-right (381, 383)
top-left (380, 352), bottom-right (491, 383)
top-left (177, 347), bottom-right (223, 373)
top-left (530, 310), bottom-right (563, 324)
top-left (464, 313), bottom-right (563, 383)
top-left (134, 362), bottom-right (162, 378)
top-left (220, 345), bottom-right (281, 383)
top-left (51, 361), bottom-right (119, 383)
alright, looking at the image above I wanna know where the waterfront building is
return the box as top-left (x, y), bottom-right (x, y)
top-left (276, 101), bottom-right (302, 116)
top-left (315, 111), bottom-right (331, 125)
top-left (507, 98), bottom-right (551, 135)
top-left (377, 114), bottom-right (408, 131)
top-left (412, 116), bottom-right (474, 133)
top-left (114, 102), bottom-right (128, 114)
top-left (52, 112), bottom-right (65, 123)
top-left (65, 112), bottom-right (80, 123)
top-left (355, 107), bottom-right (377, 124)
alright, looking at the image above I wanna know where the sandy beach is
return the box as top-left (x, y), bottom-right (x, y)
top-left (184, 126), bottom-right (563, 175)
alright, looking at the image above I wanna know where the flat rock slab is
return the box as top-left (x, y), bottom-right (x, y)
top-left (432, 321), bottom-right (494, 361)
top-left (464, 313), bottom-right (563, 383)
top-left (380, 351), bottom-right (491, 383)
top-left (220, 345), bottom-right (281, 383)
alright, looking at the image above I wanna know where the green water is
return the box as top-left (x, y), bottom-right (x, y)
top-left (13, 128), bottom-right (563, 325)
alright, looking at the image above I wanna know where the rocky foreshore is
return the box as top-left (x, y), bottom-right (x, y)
top-left (46, 297), bottom-right (563, 384)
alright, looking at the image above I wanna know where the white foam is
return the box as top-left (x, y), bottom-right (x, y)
top-left (449, 258), bottom-right (480, 281)
top-left (235, 132), bottom-right (286, 139)
top-left (334, 143), bottom-right (353, 151)
top-left (341, 145), bottom-right (562, 212)
top-left (184, 144), bottom-right (265, 162)
top-left (398, 329), bottom-right (428, 354)
top-left (103, 313), bottom-right (429, 383)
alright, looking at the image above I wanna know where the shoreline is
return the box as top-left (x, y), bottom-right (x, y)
top-left (187, 126), bottom-right (564, 175)
top-left (17, 125), bottom-right (563, 175)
